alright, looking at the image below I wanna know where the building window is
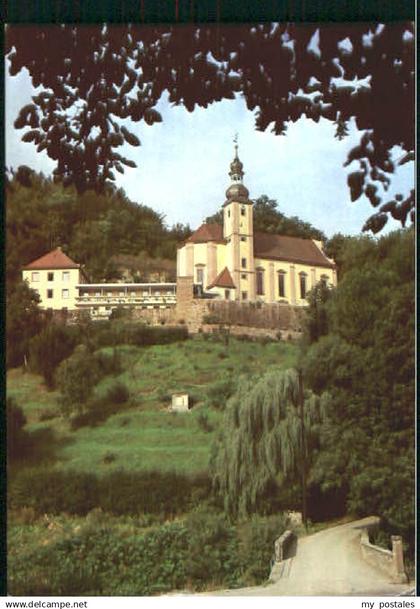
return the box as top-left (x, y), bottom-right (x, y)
top-left (47, 289), bottom-right (53, 299)
top-left (240, 236), bottom-right (246, 242)
top-left (62, 271), bottom-right (70, 281)
top-left (241, 257), bottom-right (247, 269)
top-left (227, 209), bottom-right (231, 218)
top-left (278, 272), bottom-right (286, 297)
top-left (241, 206), bottom-right (246, 216)
top-left (320, 274), bottom-right (329, 288)
top-left (241, 291), bottom-right (248, 301)
top-left (47, 272), bottom-right (54, 281)
top-left (225, 290), bottom-right (230, 300)
top-left (62, 289), bottom-right (69, 299)
top-left (31, 272), bottom-right (40, 282)
top-left (299, 273), bottom-right (307, 299)
top-left (241, 274), bottom-right (247, 280)
top-left (196, 267), bottom-right (204, 284)
top-left (119, 291), bottom-right (125, 297)
top-left (256, 269), bottom-right (264, 296)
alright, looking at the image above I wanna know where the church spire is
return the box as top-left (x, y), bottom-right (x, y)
top-left (229, 133), bottom-right (244, 183)
top-left (225, 134), bottom-right (250, 203)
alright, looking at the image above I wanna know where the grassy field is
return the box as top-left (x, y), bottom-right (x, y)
top-left (8, 336), bottom-right (298, 475)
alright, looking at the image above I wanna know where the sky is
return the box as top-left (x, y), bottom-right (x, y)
top-left (5, 63), bottom-right (414, 238)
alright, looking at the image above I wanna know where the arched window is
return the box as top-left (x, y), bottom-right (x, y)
top-left (299, 272), bottom-right (307, 299)
top-left (256, 268), bottom-right (265, 296)
top-left (278, 271), bottom-right (286, 297)
top-left (195, 265), bottom-right (205, 284)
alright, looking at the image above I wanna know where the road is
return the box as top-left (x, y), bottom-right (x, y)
top-left (174, 517), bottom-right (413, 597)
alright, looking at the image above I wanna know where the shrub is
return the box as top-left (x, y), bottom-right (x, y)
top-left (237, 514), bottom-right (288, 585)
top-left (7, 397), bottom-right (29, 461)
top-left (9, 469), bottom-right (211, 517)
top-left (106, 382), bottom-right (129, 404)
top-left (29, 323), bottom-right (80, 388)
top-left (206, 376), bottom-right (235, 410)
top-left (56, 345), bottom-right (102, 416)
top-left (102, 452), bottom-right (117, 464)
top-left (196, 411), bottom-right (213, 433)
top-left (95, 349), bottom-right (122, 376)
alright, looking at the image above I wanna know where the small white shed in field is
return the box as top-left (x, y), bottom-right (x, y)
top-left (170, 393), bottom-right (190, 412)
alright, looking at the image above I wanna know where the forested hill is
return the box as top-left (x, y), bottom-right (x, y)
top-left (6, 166), bottom-right (191, 285)
top-left (7, 168), bottom-right (332, 289)
top-left (206, 195), bottom-right (327, 242)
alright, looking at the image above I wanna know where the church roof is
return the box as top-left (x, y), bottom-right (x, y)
top-left (185, 223), bottom-right (226, 244)
top-left (23, 247), bottom-right (81, 270)
top-left (207, 267), bottom-right (236, 289)
top-left (254, 232), bottom-right (336, 269)
top-left (183, 223), bottom-right (335, 269)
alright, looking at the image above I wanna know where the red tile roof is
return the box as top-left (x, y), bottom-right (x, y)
top-left (254, 232), bottom-right (335, 269)
top-left (207, 267), bottom-right (236, 289)
top-left (23, 247), bottom-right (80, 270)
top-left (184, 224), bottom-right (335, 268)
top-left (186, 223), bottom-right (226, 244)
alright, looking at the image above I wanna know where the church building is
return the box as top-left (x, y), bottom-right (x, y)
top-left (177, 144), bottom-right (337, 305)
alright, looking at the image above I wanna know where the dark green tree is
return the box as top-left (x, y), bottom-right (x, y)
top-left (29, 324), bottom-right (80, 388)
top-left (6, 281), bottom-right (44, 368)
top-left (206, 195), bottom-right (326, 241)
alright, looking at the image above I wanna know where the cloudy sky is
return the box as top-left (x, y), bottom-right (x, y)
top-left (6, 63), bottom-right (413, 237)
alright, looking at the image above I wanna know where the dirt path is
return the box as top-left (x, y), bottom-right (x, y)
top-left (178, 517), bottom-right (412, 597)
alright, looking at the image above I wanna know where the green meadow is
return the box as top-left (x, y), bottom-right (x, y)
top-left (8, 336), bottom-right (298, 475)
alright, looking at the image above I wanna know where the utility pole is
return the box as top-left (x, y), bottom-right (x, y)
top-left (298, 368), bottom-right (307, 529)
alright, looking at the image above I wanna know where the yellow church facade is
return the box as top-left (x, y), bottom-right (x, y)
top-left (177, 145), bottom-right (337, 305)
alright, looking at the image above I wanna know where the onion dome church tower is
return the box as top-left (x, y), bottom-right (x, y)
top-left (222, 137), bottom-right (255, 301)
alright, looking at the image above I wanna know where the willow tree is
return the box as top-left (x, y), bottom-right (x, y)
top-left (211, 368), bottom-right (328, 518)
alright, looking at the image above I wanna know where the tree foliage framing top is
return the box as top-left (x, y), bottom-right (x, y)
top-left (6, 22), bottom-right (414, 232)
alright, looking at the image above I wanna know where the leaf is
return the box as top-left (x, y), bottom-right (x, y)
top-left (144, 108), bottom-right (162, 126)
top-left (398, 152), bottom-right (414, 165)
top-left (347, 171), bottom-right (365, 202)
top-left (121, 126), bottom-right (140, 146)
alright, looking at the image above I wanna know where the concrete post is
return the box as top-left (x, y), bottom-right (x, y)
top-left (391, 535), bottom-right (407, 583)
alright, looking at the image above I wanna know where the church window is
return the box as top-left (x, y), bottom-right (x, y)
top-left (241, 206), bottom-right (246, 216)
top-left (256, 269), bottom-right (264, 295)
top-left (196, 267), bottom-right (204, 284)
top-left (299, 273), bottom-right (307, 299)
top-left (241, 257), bottom-right (247, 269)
top-left (278, 272), bottom-right (286, 297)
